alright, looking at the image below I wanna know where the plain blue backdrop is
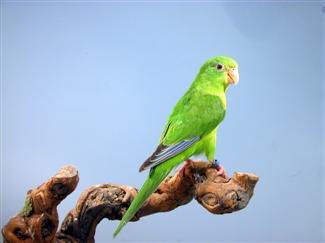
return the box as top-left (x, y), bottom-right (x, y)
top-left (1, 2), bottom-right (324, 242)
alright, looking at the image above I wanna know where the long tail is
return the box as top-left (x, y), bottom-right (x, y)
top-left (113, 165), bottom-right (173, 238)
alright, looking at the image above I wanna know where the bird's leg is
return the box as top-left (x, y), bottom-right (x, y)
top-left (209, 159), bottom-right (228, 179)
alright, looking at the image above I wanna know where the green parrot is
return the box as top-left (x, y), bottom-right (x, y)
top-left (113, 56), bottom-right (239, 237)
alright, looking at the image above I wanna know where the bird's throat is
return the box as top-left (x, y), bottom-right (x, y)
top-left (192, 74), bottom-right (228, 95)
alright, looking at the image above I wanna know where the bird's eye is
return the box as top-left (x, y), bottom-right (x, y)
top-left (216, 63), bottom-right (224, 71)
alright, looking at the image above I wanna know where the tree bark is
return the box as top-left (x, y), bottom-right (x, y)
top-left (2, 161), bottom-right (259, 243)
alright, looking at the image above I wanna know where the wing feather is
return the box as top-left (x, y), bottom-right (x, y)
top-left (139, 91), bottom-right (225, 172)
top-left (139, 136), bottom-right (200, 172)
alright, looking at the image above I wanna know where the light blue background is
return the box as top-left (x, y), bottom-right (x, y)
top-left (1, 2), bottom-right (324, 242)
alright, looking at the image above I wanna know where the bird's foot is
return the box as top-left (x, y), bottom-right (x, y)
top-left (210, 159), bottom-right (228, 179)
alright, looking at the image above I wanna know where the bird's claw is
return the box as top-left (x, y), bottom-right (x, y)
top-left (211, 159), bottom-right (228, 179)
top-left (210, 159), bottom-right (220, 168)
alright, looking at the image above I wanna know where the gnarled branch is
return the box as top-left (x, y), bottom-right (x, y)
top-left (2, 161), bottom-right (259, 243)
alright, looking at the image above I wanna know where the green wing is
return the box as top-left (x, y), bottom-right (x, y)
top-left (163, 90), bottom-right (224, 144)
top-left (139, 90), bottom-right (225, 171)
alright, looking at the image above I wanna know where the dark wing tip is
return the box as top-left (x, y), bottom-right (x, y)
top-left (138, 144), bottom-right (167, 172)
top-left (138, 158), bottom-right (150, 172)
top-left (138, 165), bottom-right (145, 172)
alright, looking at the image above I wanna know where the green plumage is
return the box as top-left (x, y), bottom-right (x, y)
top-left (113, 56), bottom-right (238, 237)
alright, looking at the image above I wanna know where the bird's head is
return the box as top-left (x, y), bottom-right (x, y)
top-left (199, 56), bottom-right (239, 88)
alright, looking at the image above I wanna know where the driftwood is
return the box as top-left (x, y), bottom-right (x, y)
top-left (1, 160), bottom-right (259, 243)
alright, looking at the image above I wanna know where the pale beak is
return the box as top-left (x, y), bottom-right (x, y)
top-left (227, 68), bottom-right (239, 85)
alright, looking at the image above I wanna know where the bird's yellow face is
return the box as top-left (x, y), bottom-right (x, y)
top-left (213, 56), bottom-right (239, 85)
